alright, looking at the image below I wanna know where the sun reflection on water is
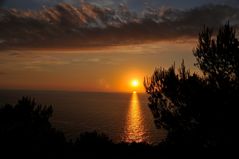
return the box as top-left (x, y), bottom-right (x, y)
top-left (123, 92), bottom-right (145, 143)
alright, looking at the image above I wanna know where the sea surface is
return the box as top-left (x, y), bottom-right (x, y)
top-left (0, 90), bottom-right (166, 144)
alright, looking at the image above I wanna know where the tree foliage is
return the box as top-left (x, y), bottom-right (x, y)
top-left (0, 97), bottom-right (66, 158)
top-left (193, 23), bottom-right (239, 88)
top-left (144, 61), bottom-right (206, 146)
top-left (144, 23), bottom-right (239, 149)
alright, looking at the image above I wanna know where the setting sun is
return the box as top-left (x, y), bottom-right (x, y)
top-left (131, 80), bottom-right (139, 87)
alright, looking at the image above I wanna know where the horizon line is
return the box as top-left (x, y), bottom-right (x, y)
top-left (0, 88), bottom-right (146, 94)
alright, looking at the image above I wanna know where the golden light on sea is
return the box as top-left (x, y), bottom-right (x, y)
top-left (123, 92), bottom-right (145, 143)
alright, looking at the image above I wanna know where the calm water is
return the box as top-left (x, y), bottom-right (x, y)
top-left (0, 90), bottom-right (166, 144)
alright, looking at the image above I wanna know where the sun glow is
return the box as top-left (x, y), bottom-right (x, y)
top-left (131, 80), bottom-right (139, 87)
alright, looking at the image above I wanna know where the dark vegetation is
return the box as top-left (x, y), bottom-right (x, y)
top-left (144, 22), bottom-right (238, 156)
top-left (1, 23), bottom-right (238, 158)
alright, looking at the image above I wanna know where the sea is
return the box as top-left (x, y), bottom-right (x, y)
top-left (0, 90), bottom-right (166, 144)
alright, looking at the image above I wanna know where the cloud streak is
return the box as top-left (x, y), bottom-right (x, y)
top-left (0, 2), bottom-right (239, 49)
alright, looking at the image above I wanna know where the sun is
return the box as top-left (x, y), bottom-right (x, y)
top-left (131, 80), bottom-right (139, 87)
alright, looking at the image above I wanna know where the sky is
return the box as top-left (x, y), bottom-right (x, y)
top-left (0, 0), bottom-right (239, 92)
top-left (0, 42), bottom-right (196, 92)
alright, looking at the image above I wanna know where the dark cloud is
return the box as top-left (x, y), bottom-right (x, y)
top-left (0, 3), bottom-right (238, 50)
top-left (0, 0), bottom-right (6, 7)
top-left (2, 0), bottom-right (239, 10)
top-left (2, 0), bottom-right (41, 9)
top-left (222, 0), bottom-right (239, 6)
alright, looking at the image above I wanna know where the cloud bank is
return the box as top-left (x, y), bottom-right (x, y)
top-left (2, 0), bottom-right (239, 10)
top-left (0, 2), bottom-right (239, 49)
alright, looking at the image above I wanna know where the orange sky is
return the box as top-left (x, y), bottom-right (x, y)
top-left (0, 41), bottom-right (198, 92)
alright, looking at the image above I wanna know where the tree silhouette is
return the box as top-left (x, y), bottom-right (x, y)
top-left (144, 61), bottom-right (205, 147)
top-left (0, 97), bottom-right (66, 158)
top-left (193, 23), bottom-right (239, 88)
top-left (144, 23), bottom-right (239, 151)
